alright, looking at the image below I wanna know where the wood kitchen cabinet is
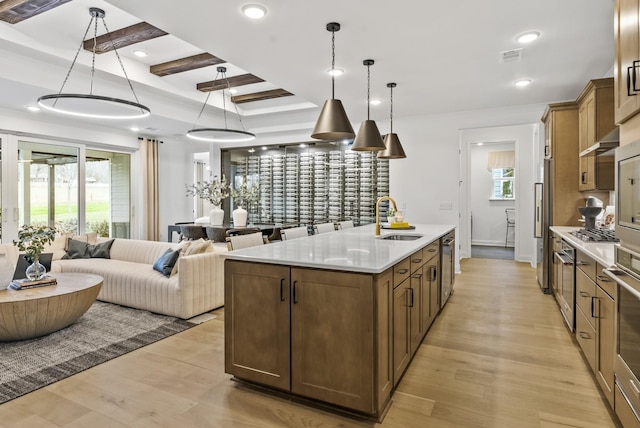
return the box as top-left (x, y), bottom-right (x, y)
top-left (225, 260), bottom-right (394, 416)
top-left (577, 78), bottom-right (616, 191)
top-left (615, 0), bottom-right (640, 124)
top-left (542, 103), bottom-right (582, 226)
top-left (224, 262), bottom-right (291, 390)
top-left (574, 250), bottom-right (616, 408)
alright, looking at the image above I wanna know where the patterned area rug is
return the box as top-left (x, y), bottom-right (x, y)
top-left (0, 301), bottom-right (196, 404)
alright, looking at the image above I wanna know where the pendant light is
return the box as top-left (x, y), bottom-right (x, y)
top-left (351, 59), bottom-right (386, 151)
top-left (37, 7), bottom-right (150, 120)
top-left (378, 83), bottom-right (407, 159)
top-left (311, 22), bottom-right (355, 141)
top-left (186, 66), bottom-right (256, 143)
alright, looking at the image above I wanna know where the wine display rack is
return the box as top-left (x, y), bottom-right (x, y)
top-left (222, 143), bottom-right (390, 226)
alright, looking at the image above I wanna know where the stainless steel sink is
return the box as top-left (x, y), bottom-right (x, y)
top-left (379, 234), bottom-right (423, 241)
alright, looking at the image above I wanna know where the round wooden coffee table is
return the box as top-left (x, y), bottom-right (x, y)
top-left (0, 272), bottom-right (103, 341)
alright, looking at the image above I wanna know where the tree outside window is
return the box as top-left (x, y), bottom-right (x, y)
top-left (492, 168), bottom-right (515, 199)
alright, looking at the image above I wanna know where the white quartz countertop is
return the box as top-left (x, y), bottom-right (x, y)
top-left (221, 223), bottom-right (456, 274)
top-left (549, 226), bottom-right (616, 267)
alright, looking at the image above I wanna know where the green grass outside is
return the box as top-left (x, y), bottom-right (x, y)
top-left (29, 201), bottom-right (110, 223)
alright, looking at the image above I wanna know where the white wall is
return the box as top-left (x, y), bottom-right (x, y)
top-left (469, 142), bottom-right (515, 247)
top-left (387, 104), bottom-right (546, 271)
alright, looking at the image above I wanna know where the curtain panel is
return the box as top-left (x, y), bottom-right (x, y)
top-left (140, 138), bottom-right (160, 241)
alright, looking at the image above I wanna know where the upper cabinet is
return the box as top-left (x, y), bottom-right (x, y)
top-left (577, 78), bottom-right (617, 191)
top-left (615, 0), bottom-right (640, 124)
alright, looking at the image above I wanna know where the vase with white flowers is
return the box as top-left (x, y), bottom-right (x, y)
top-left (230, 177), bottom-right (260, 227)
top-left (185, 175), bottom-right (229, 226)
top-left (13, 224), bottom-right (57, 280)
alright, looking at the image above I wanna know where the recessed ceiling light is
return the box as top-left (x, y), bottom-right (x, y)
top-left (248, 148), bottom-right (255, 153)
top-left (370, 99), bottom-right (382, 106)
top-left (133, 50), bottom-right (148, 58)
top-left (229, 88), bottom-right (238, 94)
top-left (516, 31), bottom-right (540, 44)
top-left (262, 146), bottom-right (267, 150)
top-left (300, 143), bottom-right (307, 148)
top-left (130, 127), bottom-right (140, 132)
top-left (242, 4), bottom-right (267, 19)
top-left (327, 68), bottom-right (344, 77)
top-left (514, 79), bottom-right (532, 87)
top-left (26, 106), bottom-right (40, 112)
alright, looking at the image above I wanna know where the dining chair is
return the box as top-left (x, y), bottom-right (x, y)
top-left (337, 220), bottom-right (354, 230)
top-left (226, 232), bottom-right (265, 250)
top-left (281, 226), bottom-right (309, 240)
top-left (314, 222), bottom-right (336, 234)
top-left (180, 224), bottom-right (207, 241)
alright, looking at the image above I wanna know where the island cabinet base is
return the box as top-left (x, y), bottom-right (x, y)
top-left (224, 260), bottom-right (394, 417)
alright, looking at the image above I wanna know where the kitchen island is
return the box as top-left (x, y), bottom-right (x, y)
top-left (222, 223), bottom-right (455, 420)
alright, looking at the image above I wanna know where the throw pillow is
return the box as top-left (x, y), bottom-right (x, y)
top-left (153, 249), bottom-right (180, 277)
top-left (64, 238), bottom-right (89, 259)
top-left (170, 241), bottom-right (192, 276)
top-left (184, 240), bottom-right (211, 256)
top-left (63, 238), bottom-right (115, 259)
top-left (88, 239), bottom-right (114, 258)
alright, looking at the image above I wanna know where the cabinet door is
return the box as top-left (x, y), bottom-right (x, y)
top-left (224, 261), bottom-right (291, 390)
top-left (421, 260), bottom-right (440, 334)
top-left (579, 156), bottom-right (594, 191)
top-left (544, 113), bottom-right (553, 159)
top-left (393, 281), bottom-right (411, 387)
top-left (290, 268), bottom-right (375, 413)
top-left (596, 286), bottom-right (615, 407)
top-left (409, 272), bottom-right (423, 355)
top-left (430, 258), bottom-right (440, 325)
top-left (578, 99), bottom-right (590, 153)
top-left (615, 0), bottom-right (640, 123)
top-left (576, 307), bottom-right (596, 370)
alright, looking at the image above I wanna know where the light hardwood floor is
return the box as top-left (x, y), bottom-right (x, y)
top-left (0, 259), bottom-right (619, 427)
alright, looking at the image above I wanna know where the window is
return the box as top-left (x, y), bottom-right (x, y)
top-left (492, 168), bottom-right (515, 199)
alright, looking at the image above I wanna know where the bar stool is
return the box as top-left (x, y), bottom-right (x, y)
top-left (505, 208), bottom-right (515, 247)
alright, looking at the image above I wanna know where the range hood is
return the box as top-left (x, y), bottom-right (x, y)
top-left (579, 126), bottom-right (619, 156)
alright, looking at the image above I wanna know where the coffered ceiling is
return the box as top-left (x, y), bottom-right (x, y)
top-left (0, 0), bottom-right (615, 145)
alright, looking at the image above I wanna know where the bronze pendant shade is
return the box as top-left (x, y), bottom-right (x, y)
top-left (311, 99), bottom-right (355, 140)
top-left (351, 59), bottom-right (386, 151)
top-left (378, 82), bottom-right (407, 159)
top-left (311, 22), bottom-right (355, 141)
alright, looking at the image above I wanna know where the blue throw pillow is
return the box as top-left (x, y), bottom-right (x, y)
top-left (153, 249), bottom-right (180, 277)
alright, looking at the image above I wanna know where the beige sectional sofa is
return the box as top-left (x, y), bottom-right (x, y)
top-left (1, 237), bottom-right (227, 319)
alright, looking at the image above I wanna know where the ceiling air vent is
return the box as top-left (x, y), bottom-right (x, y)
top-left (499, 48), bottom-right (523, 63)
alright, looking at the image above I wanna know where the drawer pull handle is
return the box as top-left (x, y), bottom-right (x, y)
top-left (280, 278), bottom-right (285, 302)
top-left (412, 258), bottom-right (422, 264)
top-left (293, 281), bottom-right (298, 304)
top-left (577, 261), bottom-right (589, 266)
top-left (579, 291), bottom-right (589, 297)
top-left (397, 268), bottom-right (409, 274)
top-left (412, 273), bottom-right (423, 279)
top-left (427, 248), bottom-right (436, 252)
top-left (578, 331), bottom-right (591, 340)
top-left (409, 288), bottom-right (414, 307)
top-left (596, 275), bottom-right (611, 282)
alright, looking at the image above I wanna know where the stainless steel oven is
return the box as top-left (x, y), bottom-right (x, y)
top-left (606, 257), bottom-right (640, 426)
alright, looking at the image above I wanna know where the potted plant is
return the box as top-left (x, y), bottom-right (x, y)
top-left (386, 206), bottom-right (395, 224)
top-left (185, 175), bottom-right (229, 226)
top-left (230, 177), bottom-right (260, 227)
top-left (13, 224), bottom-right (57, 280)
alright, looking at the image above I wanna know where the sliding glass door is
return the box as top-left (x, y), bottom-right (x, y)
top-left (0, 136), bottom-right (131, 243)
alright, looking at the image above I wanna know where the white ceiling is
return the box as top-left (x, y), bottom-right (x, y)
top-left (0, 0), bottom-right (614, 145)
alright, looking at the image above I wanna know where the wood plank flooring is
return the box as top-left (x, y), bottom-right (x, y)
top-left (0, 259), bottom-right (618, 427)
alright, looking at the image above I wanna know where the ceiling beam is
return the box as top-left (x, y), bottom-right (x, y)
top-left (150, 53), bottom-right (225, 77)
top-left (0, 0), bottom-right (71, 24)
top-left (197, 74), bottom-right (265, 92)
top-left (83, 22), bottom-right (168, 54)
top-left (232, 89), bottom-right (294, 104)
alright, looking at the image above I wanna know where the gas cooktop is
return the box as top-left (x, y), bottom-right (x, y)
top-left (570, 228), bottom-right (619, 242)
